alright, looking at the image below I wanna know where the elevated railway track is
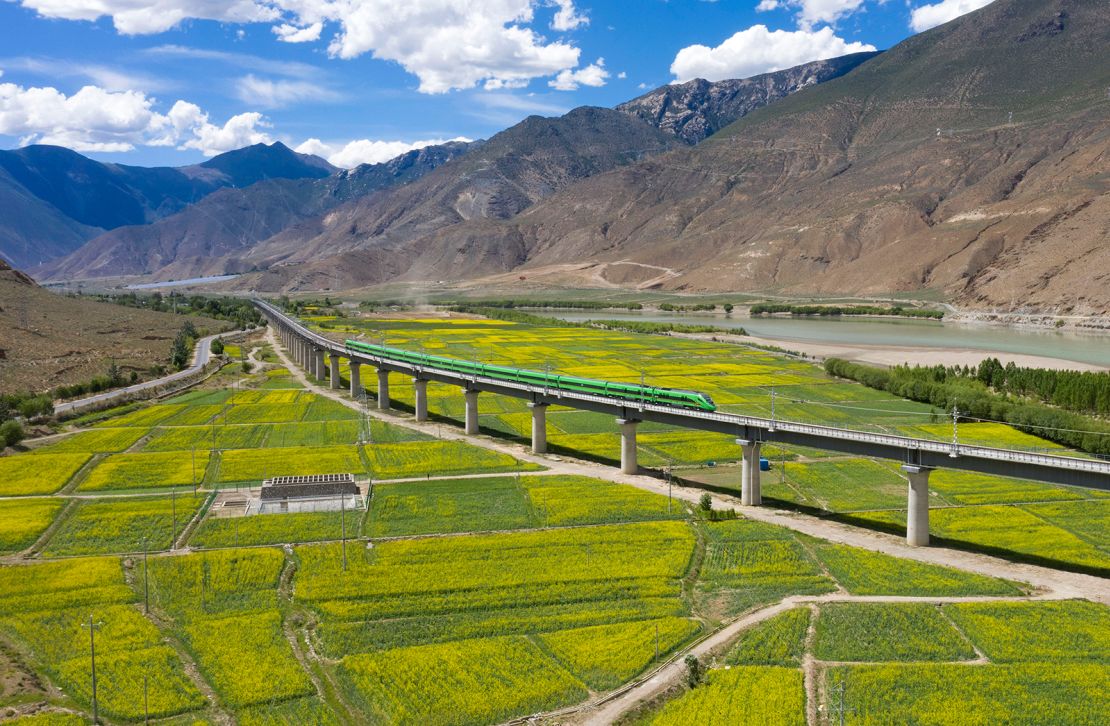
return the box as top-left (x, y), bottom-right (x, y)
top-left (255, 299), bottom-right (1110, 546)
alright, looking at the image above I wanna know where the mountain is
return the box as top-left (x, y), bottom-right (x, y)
top-left (235, 0), bottom-right (1107, 312)
top-left (40, 141), bottom-right (473, 281)
top-left (0, 260), bottom-right (227, 393)
top-left (617, 52), bottom-right (881, 144)
top-left (223, 106), bottom-right (681, 290)
top-left (0, 142), bottom-right (335, 269)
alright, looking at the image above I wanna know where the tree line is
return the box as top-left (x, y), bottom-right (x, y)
top-left (824, 358), bottom-right (1110, 455)
top-left (750, 304), bottom-right (943, 319)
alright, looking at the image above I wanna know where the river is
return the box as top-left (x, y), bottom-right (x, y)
top-left (549, 311), bottom-right (1110, 369)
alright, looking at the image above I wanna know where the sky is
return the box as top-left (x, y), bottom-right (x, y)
top-left (0, 0), bottom-right (995, 168)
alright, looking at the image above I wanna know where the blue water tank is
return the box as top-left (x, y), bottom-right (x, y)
top-left (759, 458), bottom-right (771, 471)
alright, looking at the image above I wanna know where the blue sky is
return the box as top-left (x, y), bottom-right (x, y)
top-left (0, 0), bottom-right (992, 168)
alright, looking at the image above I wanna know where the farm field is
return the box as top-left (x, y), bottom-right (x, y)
top-left (0, 453), bottom-right (89, 496)
top-left (77, 450), bottom-right (210, 492)
top-left (0, 498), bottom-right (64, 552)
top-left (42, 494), bottom-right (205, 556)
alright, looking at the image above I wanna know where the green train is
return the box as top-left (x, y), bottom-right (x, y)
top-left (345, 339), bottom-right (717, 412)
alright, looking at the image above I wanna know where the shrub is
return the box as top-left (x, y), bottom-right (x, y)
top-left (1, 419), bottom-right (24, 447)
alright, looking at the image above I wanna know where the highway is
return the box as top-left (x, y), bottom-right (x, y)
top-left (53, 330), bottom-right (238, 416)
top-left (256, 299), bottom-right (1110, 492)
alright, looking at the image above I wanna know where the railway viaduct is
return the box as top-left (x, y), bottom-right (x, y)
top-left (255, 299), bottom-right (1110, 547)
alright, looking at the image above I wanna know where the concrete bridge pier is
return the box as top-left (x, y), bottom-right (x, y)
top-left (529, 403), bottom-right (548, 454)
top-left (314, 348), bottom-right (326, 381)
top-left (464, 390), bottom-right (480, 435)
top-left (349, 362), bottom-right (362, 398)
top-left (329, 354), bottom-right (341, 389)
top-left (377, 369), bottom-right (390, 410)
top-left (737, 438), bottom-right (762, 506)
top-left (902, 465), bottom-right (932, 546)
top-left (413, 379), bottom-right (429, 422)
top-left (617, 418), bottom-right (639, 475)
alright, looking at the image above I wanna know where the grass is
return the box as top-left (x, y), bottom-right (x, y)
top-left (78, 450), bottom-right (210, 491)
top-left (640, 666), bottom-right (805, 725)
top-left (337, 636), bottom-right (589, 726)
top-left (361, 441), bottom-right (539, 479)
top-left (725, 607), bottom-right (811, 666)
top-left (812, 542), bottom-right (1022, 597)
top-left (812, 602), bottom-right (976, 662)
top-left (43, 495), bottom-right (205, 555)
top-left (0, 452), bottom-right (90, 496)
top-left (538, 617), bottom-right (701, 690)
top-left (0, 498), bottom-right (64, 552)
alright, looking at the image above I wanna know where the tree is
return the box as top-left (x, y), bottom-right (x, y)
top-left (684, 654), bottom-right (702, 688)
top-left (211, 338), bottom-right (225, 355)
top-left (170, 332), bottom-right (191, 370)
top-left (723, 303), bottom-right (734, 314)
top-left (699, 493), bottom-right (713, 512)
top-left (107, 361), bottom-right (122, 387)
top-left (1, 420), bottom-right (25, 448)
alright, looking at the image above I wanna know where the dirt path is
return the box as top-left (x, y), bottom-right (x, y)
top-left (266, 328), bottom-right (1110, 605)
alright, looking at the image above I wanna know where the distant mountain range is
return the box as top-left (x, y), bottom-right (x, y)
top-left (7, 0), bottom-right (1108, 313)
top-left (0, 142), bottom-right (334, 269)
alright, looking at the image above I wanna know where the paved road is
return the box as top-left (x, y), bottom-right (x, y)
top-left (53, 330), bottom-right (240, 416)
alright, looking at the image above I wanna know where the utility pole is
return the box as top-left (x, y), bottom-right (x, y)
top-left (770, 384), bottom-right (776, 431)
top-left (655, 622), bottom-right (660, 662)
top-left (340, 491), bottom-right (348, 572)
top-left (171, 487), bottom-right (177, 550)
top-left (830, 680), bottom-right (854, 726)
top-left (142, 536), bottom-right (149, 613)
top-left (951, 404), bottom-right (960, 458)
top-left (82, 615), bottom-right (103, 724)
top-left (143, 672), bottom-right (150, 725)
top-left (191, 446), bottom-right (197, 495)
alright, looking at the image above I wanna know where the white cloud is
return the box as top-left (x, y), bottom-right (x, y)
top-left (756, 0), bottom-right (867, 30)
top-left (549, 58), bottom-right (609, 91)
top-left (549, 0), bottom-right (587, 31)
top-left (617, 71), bottom-right (627, 79)
top-left (234, 74), bottom-right (341, 108)
top-left (671, 25), bottom-right (876, 82)
top-left (0, 77), bottom-right (271, 155)
top-left (294, 136), bottom-right (472, 168)
top-left (273, 22), bottom-right (324, 43)
top-left (142, 45), bottom-right (321, 79)
top-left (18, 1), bottom-right (587, 94)
top-left (909, 0), bottom-right (993, 32)
top-left (14, 0), bottom-right (278, 34)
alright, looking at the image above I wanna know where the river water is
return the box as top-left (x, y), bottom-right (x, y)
top-left (550, 311), bottom-right (1110, 368)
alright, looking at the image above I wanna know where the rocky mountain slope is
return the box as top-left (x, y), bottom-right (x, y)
top-left (231, 107), bottom-right (680, 290)
top-left (41, 141), bottom-right (473, 281)
top-left (616, 51), bottom-right (880, 144)
top-left (0, 142), bottom-right (334, 269)
top-left (235, 0), bottom-right (1108, 313)
top-left (0, 260), bottom-right (224, 392)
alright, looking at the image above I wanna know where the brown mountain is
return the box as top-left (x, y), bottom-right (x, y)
top-left (238, 0), bottom-right (1109, 313)
top-left (616, 51), bottom-right (880, 144)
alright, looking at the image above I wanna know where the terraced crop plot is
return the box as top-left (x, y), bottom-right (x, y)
top-left (43, 495), bottom-right (205, 555)
top-left (0, 558), bottom-right (203, 721)
top-left (295, 521), bottom-right (696, 656)
top-left (143, 423), bottom-right (271, 451)
top-left (0, 498), bottom-right (63, 552)
top-left (222, 402), bottom-right (309, 424)
top-left (147, 548), bottom-right (312, 710)
top-left (77, 450), bottom-right (210, 491)
top-left (0, 452), bottom-right (90, 496)
top-left (813, 602), bottom-right (976, 662)
top-left (812, 542), bottom-right (1021, 596)
top-left (191, 508), bottom-right (363, 548)
top-left (928, 469), bottom-right (1087, 505)
top-left (217, 445), bottom-right (364, 483)
top-left (46, 427), bottom-right (145, 453)
top-left (361, 440), bottom-right (538, 479)
top-left (726, 607), bottom-right (811, 666)
top-left (944, 600), bottom-right (1110, 663)
top-left (641, 666), bottom-right (805, 725)
top-left (783, 459), bottom-right (907, 511)
top-left (93, 403), bottom-right (187, 428)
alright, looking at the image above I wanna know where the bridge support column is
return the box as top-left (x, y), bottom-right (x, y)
top-left (464, 390), bottom-right (480, 435)
top-left (329, 354), bottom-right (341, 389)
top-left (413, 379), bottom-right (429, 422)
top-left (314, 349), bottom-right (326, 381)
top-left (737, 438), bottom-right (762, 506)
top-left (349, 362), bottom-right (362, 397)
top-left (617, 418), bottom-right (639, 475)
top-left (903, 465), bottom-right (932, 546)
top-left (529, 403), bottom-right (548, 454)
top-left (377, 369), bottom-right (390, 410)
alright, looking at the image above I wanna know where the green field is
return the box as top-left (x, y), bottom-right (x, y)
top-left (0, 498), bottom-right (64, 552)
top-left (813, 602), bottom-right (976, 662)
top-left (725, 607), bottom-right (811, 667)
top-left (0, 453), bottom-right (90, 496)
top-left (78, 450), bottom-right (210, 492)
top-left (43, 495), bottom-right (205, 555)
top-left (640, 666), bottom-right (806, 725)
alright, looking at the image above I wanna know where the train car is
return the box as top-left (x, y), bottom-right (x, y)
top-left (345, 339), bottom-right (716, 412)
